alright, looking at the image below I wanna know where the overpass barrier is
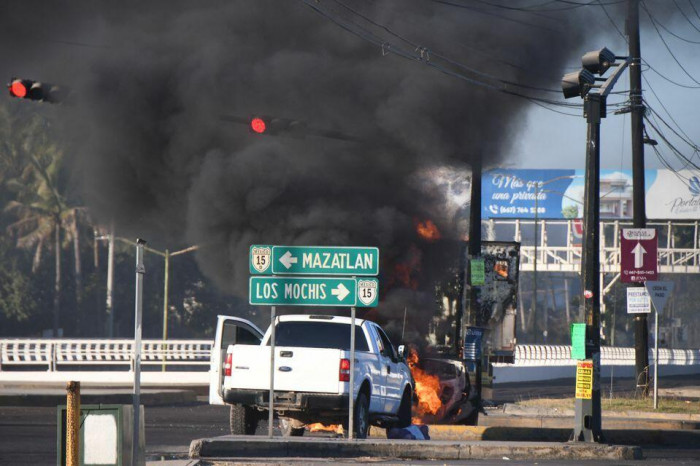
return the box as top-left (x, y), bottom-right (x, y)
top-left (492, 345), bottom-right (700, 384)
top-left (0, 339), bottom-right (212, 372)
top-left (2, 339), bottom-right (699, 386)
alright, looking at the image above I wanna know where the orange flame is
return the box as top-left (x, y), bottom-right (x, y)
top-left (389, 244), bottom-right (421, 290)
top-left (416, 219), bottom-right (441, 241)
top-left (406, 347), bottom-right (442, 423)
top-left (307, 423), bottom-right (344, 434)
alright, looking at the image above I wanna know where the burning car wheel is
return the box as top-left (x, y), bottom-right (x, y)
top-left (396, 388), bottom-right (412, 428)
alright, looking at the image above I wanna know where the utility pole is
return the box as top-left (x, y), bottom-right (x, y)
top-left (466, 155), bottom-right (483, 420)
top-left (628, 0), bottom-right (650, 396)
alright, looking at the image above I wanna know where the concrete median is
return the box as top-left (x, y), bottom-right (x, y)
top-left (189, 436), bottom-right (642, 461)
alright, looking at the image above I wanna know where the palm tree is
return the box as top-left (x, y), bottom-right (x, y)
top-left (5, 139), bottom-right (89, 335)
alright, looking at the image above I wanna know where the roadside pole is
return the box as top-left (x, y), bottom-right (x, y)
top-left (269, 306), bottom-right (276, 438)
top-left (574, 93), bottom-right (603, 442)
top-left (349, 303), bottom-right (356, 440)
top-left (66, 381), bottom-right (80, 466)
top-left (654, 307), bottom-right (659, 409)
top-left (133, 239), bottom-right (146, 465)
top-left (644, 281), bottom-right (674, 410)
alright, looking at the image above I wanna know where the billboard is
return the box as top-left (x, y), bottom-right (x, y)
top-left (481, 168), bottom-right (700, 220)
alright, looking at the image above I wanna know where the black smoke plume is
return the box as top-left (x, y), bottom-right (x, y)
top-left (2, 0), bottom-right (634, 336)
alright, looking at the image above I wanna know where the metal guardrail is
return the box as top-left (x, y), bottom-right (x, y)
top-left (0, 339), bottom-right (212, 372)
top-left (2, 339), bottom-right (698, 375)
top-left (513, 344), bottom-right (700, 367)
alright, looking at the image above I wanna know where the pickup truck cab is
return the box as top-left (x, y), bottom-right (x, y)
top-left (209, 314), bottom-right (413, 438)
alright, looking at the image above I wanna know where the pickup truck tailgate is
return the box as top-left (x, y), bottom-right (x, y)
top-left (228, 345), bottom-right (343, 394)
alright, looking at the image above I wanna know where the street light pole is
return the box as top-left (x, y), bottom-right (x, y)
top-left (563, 47), bottom-right (630, 443)
top-left (574, 91), bottom-right (604, 442)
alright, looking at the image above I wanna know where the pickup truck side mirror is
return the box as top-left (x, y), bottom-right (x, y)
top-left (397, 345), bottom-right (405, 360)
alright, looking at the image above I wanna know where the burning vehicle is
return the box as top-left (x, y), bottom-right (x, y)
top-left (407, 347), bottom-right (477, 425)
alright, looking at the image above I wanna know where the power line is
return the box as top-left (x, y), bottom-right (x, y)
top-left (673, 0), bottom-right (700, 33)
top-left (597, 0), bottom-right (700, 88)
top-left (430, 0), bottom-right (562, 32)
top-left (304, 0), bottom-right (584, 112)
top-left (642, 1), bottom-right (700, 86)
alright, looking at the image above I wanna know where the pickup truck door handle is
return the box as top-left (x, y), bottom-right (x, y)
top-left (280, 351), bottom-right (293, 358)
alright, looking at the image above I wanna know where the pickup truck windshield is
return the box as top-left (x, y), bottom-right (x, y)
top-left (269, 322), bottom-right (370, 352)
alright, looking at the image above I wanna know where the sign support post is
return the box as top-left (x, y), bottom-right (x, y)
top-left (268, 306), bottom-right (276, 438)
top-left (644, 281), bottom-right (674, 410)
top-left (348, 301), bottom-right (356, 440)
top-left (654, 308), bottom-right (659, 409)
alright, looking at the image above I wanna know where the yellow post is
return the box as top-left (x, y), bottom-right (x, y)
top-left (66, 381), bottom-right (80, 466)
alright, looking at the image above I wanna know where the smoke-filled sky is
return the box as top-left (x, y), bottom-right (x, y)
top-left (2, 1), bottom-right (693, 311)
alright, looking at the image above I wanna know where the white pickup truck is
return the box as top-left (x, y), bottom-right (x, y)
top-left (209, 314), bottom-right (413, 438)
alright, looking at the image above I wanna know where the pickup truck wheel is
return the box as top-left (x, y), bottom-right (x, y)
top-left (353, 392), bottom-right (370, 439)
top-left (279, 417), bottom-right (305, 437)
top-left (396, 388), bottom-right (412, 428)
top-left (229, 404), bottom-right (258, 435)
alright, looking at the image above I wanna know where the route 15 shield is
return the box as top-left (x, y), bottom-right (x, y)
top-left (357, 279), bottom-right (378, 307)
top-left (250, 246), bottom-right (272, 274)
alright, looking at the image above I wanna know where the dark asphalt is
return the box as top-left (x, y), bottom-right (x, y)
top-left (1, 383), bottom-right (700, 465)
top-left (0, 403), bottom-right (231, 465)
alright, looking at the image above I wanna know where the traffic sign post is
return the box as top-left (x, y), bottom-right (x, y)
top-left (250, 245), bottom-right (379, 276)
top-left (644, 281), bottom-right (674, 409)
top-left (248, 244), bottom-right (380, 440)
top-left (620, 229), bottom-right (658, 283)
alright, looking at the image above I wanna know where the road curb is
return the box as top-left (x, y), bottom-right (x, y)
top-left (481, 414), bottom-right (700, 430)
top-left (0, 389), bottom-right (198, 407)
top-left (189, 437), bottom-right (641, 461)
top-left (369, 424), bottom-right (700, 445)
top-left (501, 403), bottom-right (700, 421)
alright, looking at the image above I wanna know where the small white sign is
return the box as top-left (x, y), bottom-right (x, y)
top-left (84, 414), bottom-right (118, 464)
top-left (627, 287), bottom-right (651, 314)
top-left (644, 280), bottom-right (674, 316)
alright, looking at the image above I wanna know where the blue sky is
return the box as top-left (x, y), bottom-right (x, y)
top-left (513, 5), bottom-right (700, 172)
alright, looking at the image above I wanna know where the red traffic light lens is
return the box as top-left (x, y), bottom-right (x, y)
top-left (10, 80), bottom-right (27, 98)
top-left (250, 117), bottom-right (266, 134)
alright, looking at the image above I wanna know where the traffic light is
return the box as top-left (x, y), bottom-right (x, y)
top-left (219, 114), bottom-right (358, 141)
top-left (250, 117), bottom-right (267, 134)
top-left (248, 115), bottom-right (301, 136)
top-left (7, 78), bottom-right (66, 103)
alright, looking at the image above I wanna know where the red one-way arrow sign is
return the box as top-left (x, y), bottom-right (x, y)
top-left (621, 228), bottom-right (658, 283)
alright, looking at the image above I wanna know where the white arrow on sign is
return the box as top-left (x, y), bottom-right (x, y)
top-left (331, 283), bottom-right (350, 301)
top-left (279, 251), bottom-right (298, 269)
top-left (632, 242), bottom-right (647, 268)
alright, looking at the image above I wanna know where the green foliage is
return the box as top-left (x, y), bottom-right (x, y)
top-left (561, 205), bottom-right (579, 219)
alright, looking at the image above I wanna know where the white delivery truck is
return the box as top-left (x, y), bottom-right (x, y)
top-left (209, 314), bottom-right (413, 438)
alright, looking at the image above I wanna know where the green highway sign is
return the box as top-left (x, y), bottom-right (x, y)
top-left (250, 245), bottom-right (379, 276)
top-left (249, 276), bottom-right (379, 307)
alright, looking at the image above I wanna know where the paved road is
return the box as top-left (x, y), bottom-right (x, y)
top-left (0, 403), bottom-right (231, 464)
top-left (2, 393), bottom-right (700, 465)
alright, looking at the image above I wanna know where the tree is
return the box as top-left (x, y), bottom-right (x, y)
top-left (2, 108), bottom-right (88, 335)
